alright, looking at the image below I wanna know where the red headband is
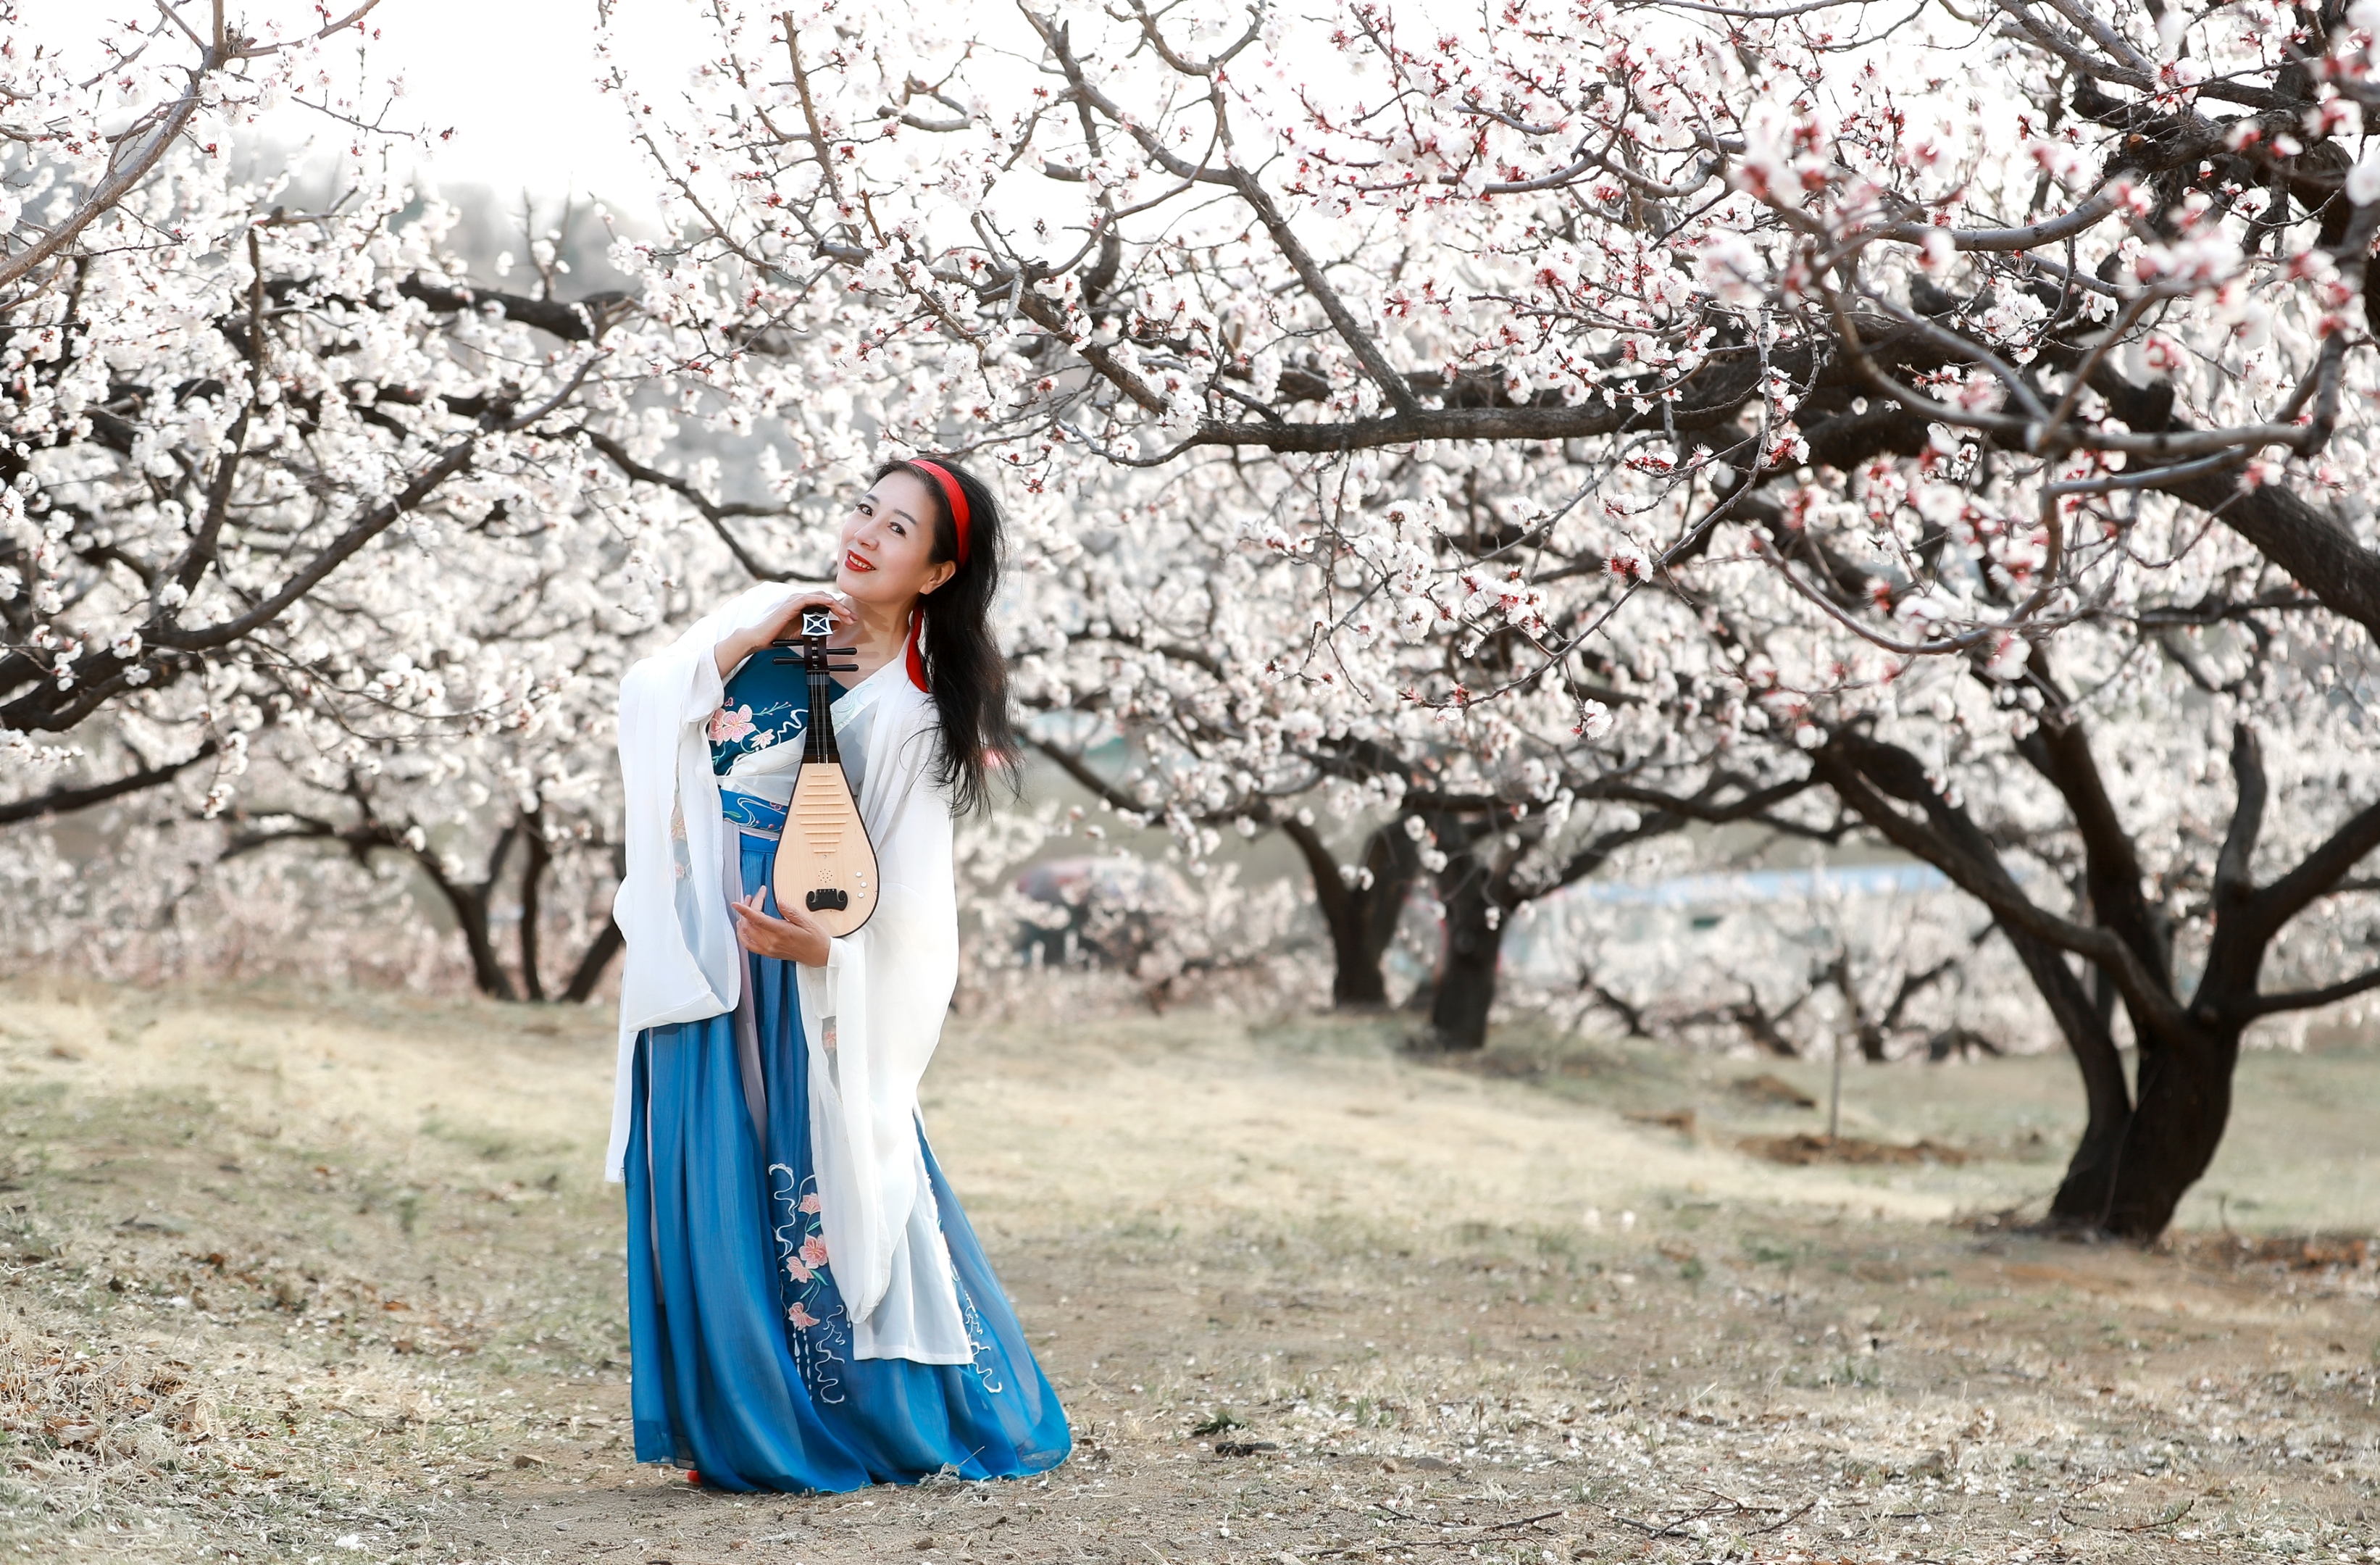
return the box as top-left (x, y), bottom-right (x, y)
top-left (906, 458), bottom-right (972, 565)
top-left (901, 458), bottom-right (971, 692)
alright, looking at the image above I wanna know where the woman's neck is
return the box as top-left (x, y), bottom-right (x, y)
top-left (834, 593), bottom-right (916, 684)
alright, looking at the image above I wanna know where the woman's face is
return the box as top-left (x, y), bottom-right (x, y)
top-left (834, 470), bottom-right (956, 613)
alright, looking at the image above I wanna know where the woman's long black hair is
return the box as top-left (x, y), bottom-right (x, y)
top-left (877, 455), bottom-right (1019, 814)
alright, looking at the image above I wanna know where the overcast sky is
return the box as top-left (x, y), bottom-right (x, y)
top-left (14, 1), bottom-right (702, 209)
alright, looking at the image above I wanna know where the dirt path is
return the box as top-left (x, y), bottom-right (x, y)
top-left (0, 981), bottom-right (2373, 1562)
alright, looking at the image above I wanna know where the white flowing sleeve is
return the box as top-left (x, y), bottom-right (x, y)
top-left (796, 685), bottom-right (971, 1361)
top-left (605, 581), bottom-right (805, 1182)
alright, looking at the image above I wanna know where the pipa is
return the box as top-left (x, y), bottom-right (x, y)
top-left (769, 607), bottom-right (880, 937)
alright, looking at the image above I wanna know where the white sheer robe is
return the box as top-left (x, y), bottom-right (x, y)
top-left (610, 583), bottom-right (970, 1363)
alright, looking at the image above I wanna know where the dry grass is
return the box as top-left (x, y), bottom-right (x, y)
top-left (0, 978), bottom-right (2373, 1564)
top-left (1734, 1133), bottom-right (1971, 1166)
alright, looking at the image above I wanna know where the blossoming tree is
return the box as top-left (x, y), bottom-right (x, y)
top-left (7, 0), bottom-right (2376, 1235)
top-left (0, 4), bottom-right (800, 998)
top-left (605, 0), bottom-right (1860, 1047)
top-left (619, 0), bottom-right (2380, 1236)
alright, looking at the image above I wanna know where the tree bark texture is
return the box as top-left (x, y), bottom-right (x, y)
top-left (1277, 814), bottom-right (1427, 1010)
top-left (1422, 811), bottom-right (1506, 1051)
top-left (1993, 921), bottom-right (2136, 1225)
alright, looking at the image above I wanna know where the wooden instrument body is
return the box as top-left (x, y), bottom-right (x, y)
top-left (777, 757), bottom-right (880, 937)
top-left (766, 614), bottom-right (881, 938)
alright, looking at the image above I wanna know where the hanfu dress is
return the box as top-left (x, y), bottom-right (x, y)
top-left (609, 585), bottom-right (1070, 1493)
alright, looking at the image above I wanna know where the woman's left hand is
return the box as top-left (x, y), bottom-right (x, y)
top-left (712, 589), bottom-right (855, 680)
top-left (730, 890), bottom-right (832, 967)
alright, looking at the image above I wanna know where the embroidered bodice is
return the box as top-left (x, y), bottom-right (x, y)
top-left (708, 654), bottom-right (844, 776)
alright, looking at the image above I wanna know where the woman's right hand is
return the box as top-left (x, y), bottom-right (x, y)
top-left (714, 589), bottom-right (854, 679)
top-left (730, 889), bottom-right (832, 967)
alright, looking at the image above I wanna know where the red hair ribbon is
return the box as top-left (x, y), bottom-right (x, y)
top-left (902, 458), bottom-right (972, 692)
top-left (906, 458), bottom-right (972, 564)
top-left (903, 608), bottom-right (927, 693)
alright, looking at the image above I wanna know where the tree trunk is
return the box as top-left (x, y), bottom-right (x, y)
top-left (1329, 927), bottom-right (1390, 1007)
top-left (1813, 709), bottom-right (2376, 1244)
top-left (518, 813), bottom-right (551, 1003)
top-left (450, 882), bottom-right (517, 1001)
top-left (416, 825), bottom-right (519, 1001)
top-left (559, 845), bottom-right (629, 1003)
top-left (1811, 735), bottom-right (2155, 1232)
top-left (1427, 891), bottom-right (1504, 1051)
top-left (561, 919), bottom-right (625, 1003)
top-left (1421, 812), bottom-right (1504, 1051)
top-left (1992, 925), bottom-right (2136, 1227)
top-left (1727, 990), bottom-right (1803, 1057)
top-left (1354, 820), bottom-right (1425, 998)
top-left (2097, 1024), bottom-right (2239, 1239)
top-left (1277, 814), bottom-right (1423, 1010)
top-left (2009, 697), bottom-right (2181, 1228)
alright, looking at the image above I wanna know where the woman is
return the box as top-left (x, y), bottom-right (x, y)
top-left (606, 456), bottom-right (1071, 1492)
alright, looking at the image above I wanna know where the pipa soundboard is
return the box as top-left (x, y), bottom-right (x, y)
top-left (768, 608), bottom-right (880, 937)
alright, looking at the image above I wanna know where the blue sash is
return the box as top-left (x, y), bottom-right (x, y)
top-left (720, 788), bottom-right (788, 835)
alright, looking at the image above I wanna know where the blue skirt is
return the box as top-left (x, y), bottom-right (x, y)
top-left (623, 827), bottom-right (1072, 1492)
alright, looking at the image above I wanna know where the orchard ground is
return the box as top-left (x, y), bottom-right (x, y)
top-left (0, 978), bottom-right (2373, 1564)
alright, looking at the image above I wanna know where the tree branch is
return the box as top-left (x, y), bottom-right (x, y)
top-left (2236, 796), bottom-right (2380, 957)
top-left (0, 59), bottom-right (219, 291)
top-left (396, 275), bottom-right (631, 343)
top-left (1808, 732), bottom-right (2197, 1043)
top-left (0, 739), bottom-right (222, 825)
top-left (2210, 722), bottom-right (2266, 919)
top-left (2248, 961), bottom-right (2380, 1019)
top-left (577, 427), bottom-right (791, 580)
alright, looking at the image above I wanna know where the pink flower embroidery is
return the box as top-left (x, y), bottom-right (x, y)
top-left (709, 704), bottom-right (756, 743)
top-left (798, 1193), bottom-right (822, 1214)
top-left (788, 1302), bottom-right (819, 1330)
top-left (785, 1258), bottom-right (813, 1284)
top-left (799, 1235), bottom-right (829, 1269)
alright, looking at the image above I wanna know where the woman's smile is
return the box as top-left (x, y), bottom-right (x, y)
top-left (843, 548), bottom-right (876, 573)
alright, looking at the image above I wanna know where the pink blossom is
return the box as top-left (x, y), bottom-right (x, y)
top-left (799, 1235), bottom-right (829, 1269)
top-left (798, 1193), bottom-right (823, 1214)
top-left (785, 1258), bottom-right (813, 1283)
top-left (709, 704), bottom-right (756, 743)
top-left (788, 1303), bottom-right (819, 1330)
